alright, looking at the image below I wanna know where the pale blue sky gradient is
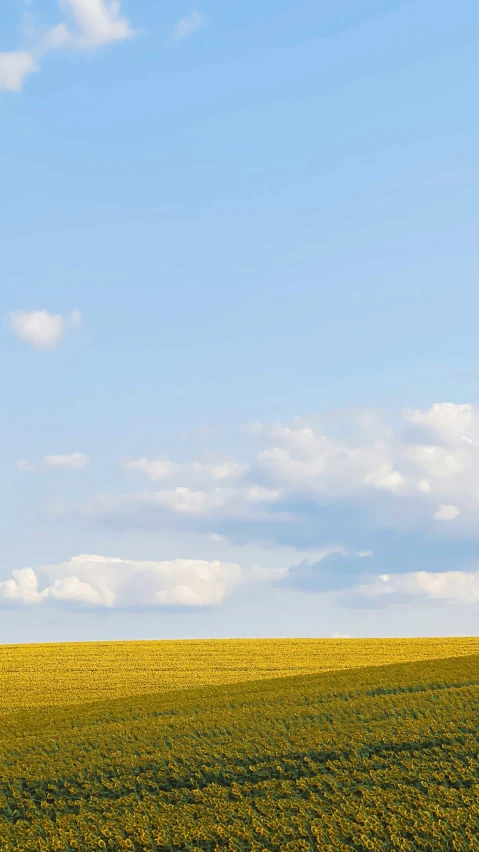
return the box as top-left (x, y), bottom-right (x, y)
top-left (1, 0), bottom-right (479, 641)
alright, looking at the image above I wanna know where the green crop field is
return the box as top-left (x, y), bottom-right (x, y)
top-left (1, 640), bottom-right (478, 851)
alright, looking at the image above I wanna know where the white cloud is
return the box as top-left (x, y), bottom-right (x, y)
top-left (17, 453), bottom-right (89, 472)
top-left (42, 453), bottom-right (89, 470)
top-left (255, 419), bottom-right (403, 498)
top-left (433, 504), bottom-right (460, 521)
top-left (1, 0), bottom-right (133, 94)
top-left (364, 463), bottom-right (403, 493)
top-left (173, 10), bottom-right (202, 42)
top-left (413, 570), bottom-right (479, 603)
top-left (43, 23), bottom-right (72, 50)
top-left (251, 404), bottom-right (479, 521)
top-left (48, 575), bottom-right (108, 605)
top-left (0, 51), bottom-right (37, 91)
top-left (405, 444), bottom-right (464, 480)
top-left (9, 309), bottom-right (82, 349)
top-left (143, 486), bottom-right (230, 515)
top-left (248, 485), bottom-right (282, 503)
top-left (79, 477), bottom-right (291, 529)
top-left (124, 458), bottom-right (176, 481)
top-left (206, 462), bottom-right (249, 481)
top-left (354, 568), bottom-right (479, 606)
top-left (53, 0), bottom-right (134, 49)
top-left (0, 568), bottom-right (48, 604)
top-left (0, 554), bottom-right (243, 608)
top-left (124, 457), bottom-right (249, 484)
top-left (331, 632), bottom-right (351, 639)
top-left (461, 435), bottom-right (478, 447)
top-left (250, 563), bottom-right (290, 581)
top-left (67, 403), bottom-right (479, 540)
top-left (404, 403), bottom-right (475, 447)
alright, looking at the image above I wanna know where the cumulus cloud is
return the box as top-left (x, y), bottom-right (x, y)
top-left (0, 568), bottom-right (48, 604)
top-left (254, 419), bottom-right (407, 498)
top-left (173, 10), bottom-right (202, 42)
top-left (1, 0), bottom-right (133, 93)
top-left (0, 554), bottom-right (242, 609)
top-left (248, 404), bottom-right (479, 520)
top-left (350, 568), bottom-right (479, 608)
top-left (413, 569), bottom-right (479, 603)
top-left (9, 309), bottom-right (82, 349)
top-left (49, 575), bottom-right (108, 605)
top-left (61, 404), bottom-right (479, 581)
top-left (3, 550), bottom-right (478, 613)
top-left (0, 51), bottom-right (37, 92)
top-left (48, 0), bottom-right (134, 50)
top-left (78, 479), bottom-right (292, 539)
top-left (404, 403), bottom-right (475, 448)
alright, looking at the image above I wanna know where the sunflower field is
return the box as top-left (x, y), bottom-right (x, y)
top-left (1, 639), bottom-right (479, 851)
top-left (2, 636), bottom-right (479, 711)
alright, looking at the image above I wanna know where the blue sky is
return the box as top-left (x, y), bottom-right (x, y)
top-left (1, 0), bottom-right (479, 642)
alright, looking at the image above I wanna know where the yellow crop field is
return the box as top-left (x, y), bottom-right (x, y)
top-left (2, 638), bottom-right (479, 851)
top-left (1, 648), bottom-right (479, 851)
top-left (1, 636), bottom-right (479, 711)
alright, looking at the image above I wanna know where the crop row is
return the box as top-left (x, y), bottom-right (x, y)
top-left (1, 653), bottom-right (479, 850)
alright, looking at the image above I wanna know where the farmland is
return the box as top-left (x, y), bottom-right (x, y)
top-left (1, 636), bottom-right (479, 711)
top-left (1, 639), bottom-right (479, 850)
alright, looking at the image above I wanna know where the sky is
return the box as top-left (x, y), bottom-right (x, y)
top-left (1, 0), bottom-right (479, 642)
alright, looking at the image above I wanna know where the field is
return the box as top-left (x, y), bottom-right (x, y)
top-left (1, 639), bottom-right (479, 851)
top-left (2, 636), bottom-right (479, 711)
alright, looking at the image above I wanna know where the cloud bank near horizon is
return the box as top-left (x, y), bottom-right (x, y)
top-left (7, 401), bottom-right (479, 614)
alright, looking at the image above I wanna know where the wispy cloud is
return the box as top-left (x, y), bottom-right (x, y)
top-left (43, 453), bottom-right (90, 471)
top-left (433, 504), bottom-right (460, 521)
top-left (123, 457), bottom-right (177, 481)
top-left (122, 456), bottom-right (249, 483)
top-left (172, 10), bottom-right (202, 42)
top-left (17, 453), bottom-right (89, 473)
